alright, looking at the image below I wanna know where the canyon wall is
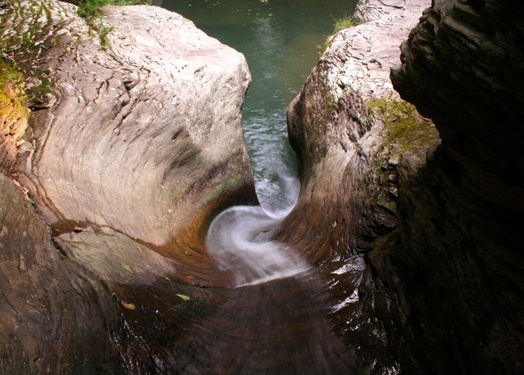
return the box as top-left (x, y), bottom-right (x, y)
top-left (281, 0), bottom-right (523, 373)
top-left (278, 0), bottom-right (439, 372)
top-left (0, 0), bottom-right (256, 372)
top-left (388, 0), bottom-right (524, 373)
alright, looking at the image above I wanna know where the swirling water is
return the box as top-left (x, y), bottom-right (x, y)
top-left (206, 205), bottom-right (309, 287)
top-left (158, 0), bottom-right (359, 372)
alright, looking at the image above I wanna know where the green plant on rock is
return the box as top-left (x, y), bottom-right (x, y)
top-left (66, 0), bottom-right (151, 46)
top-left (67, 0), bottom-right (150, 21)
top-left (333, 14), bottom-right (365, 33)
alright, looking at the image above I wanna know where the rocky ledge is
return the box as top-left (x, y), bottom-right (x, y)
top-left (279, 0), bottom-right (438, 261)
top-left (1, 0), bottom-right (256, 372)
top-left (388, 0), bottom-right (524, 373)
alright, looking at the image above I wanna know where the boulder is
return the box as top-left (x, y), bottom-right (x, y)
top-left (279, 0), bottom-right (436, 261)
top-left (276, 0), bottom-right (439, 372)
top-left (3, 0), bottom-right (255, 247)
top-left (1, 0), bottom-right (256, 372)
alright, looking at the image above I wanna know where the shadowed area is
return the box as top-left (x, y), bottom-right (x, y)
top-left (172, 275), bottom-right (358, 374)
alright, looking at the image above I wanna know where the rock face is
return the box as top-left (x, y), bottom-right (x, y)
top-left (281, 0), bottom-right (523, 373)
top-left (388, 0), bottom-right (524, 373)
top-left (279, 0), bottom-right (436, 261)
top-left (0, 174), bottom-right (123, 374)
top-left (277, 0), bottom-right (439, 371)
top-left (1, 0), bottom-right (256, 372)
top-left (5, 0), bottom-right (254, 246)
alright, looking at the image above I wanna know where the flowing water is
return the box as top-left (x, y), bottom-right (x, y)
top-left (161, 0), bottom-right (357, 214)
top-left (157, 0), bottom-right (360, 373)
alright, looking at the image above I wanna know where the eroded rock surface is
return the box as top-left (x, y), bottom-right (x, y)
top-left (280, 0), bottom-right (523, 373)
top-left (5, 0), bottom-right (254, 246)
top-left (1, 0), bottom-right (256, 372)
top-left (276, 0), bottom-right (438, 372)
top-left (0, 174), bottom-right (123, 374)
top-left (387, 0), bottom-right (524, 373)
top-left (279, 0), bottom-right (436, 261)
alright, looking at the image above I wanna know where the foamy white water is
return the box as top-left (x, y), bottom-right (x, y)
top-left (206, 205), bottom-right (309, 287)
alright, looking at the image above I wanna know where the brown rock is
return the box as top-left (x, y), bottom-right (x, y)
top-left (0, 174), bottom-right (123, 374)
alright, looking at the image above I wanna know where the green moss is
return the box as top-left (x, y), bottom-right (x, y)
top-left (368, 98), bottom-right (440, 153)
top-left (0, 58), bottom-right (29, 129)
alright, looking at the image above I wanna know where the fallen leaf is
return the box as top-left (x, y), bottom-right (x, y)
top-left (121, 263), bottom-right (133, 273)
top-left (120, 300), bottom-right (136, 310)
top-left (176, 294), bottom-right (191, 301)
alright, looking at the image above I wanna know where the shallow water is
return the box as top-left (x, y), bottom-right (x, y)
top-left (206, 205), bottom-right (310, 287)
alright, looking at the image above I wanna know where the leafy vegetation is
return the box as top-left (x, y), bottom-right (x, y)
top-left (63, 0), bottom-right (150, 21)
top-left (333, 14), bottom-right (365, 33)
top-left (62, 0), bottom-right (151, 46)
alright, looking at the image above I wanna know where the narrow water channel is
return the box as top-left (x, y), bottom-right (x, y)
top-left (158, 1), bottom-right (360, 373)
top-left (161, 0), bottom-right (357, 213)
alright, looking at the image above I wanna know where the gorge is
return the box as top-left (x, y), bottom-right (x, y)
top-left (1, 0), bottom-right (523, 374)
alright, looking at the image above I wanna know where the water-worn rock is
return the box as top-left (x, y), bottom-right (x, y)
top-left (1, 0), bottom-right (256, 372)
top-left (387, 0), bottom-right (524, 373)
top-left (3, 0), bottom-right (255, 246)
top-left (281, 0), bottom-right (523, 373)
top-left (0, 174), bottom-right (123, 374)
top-left (276, 0), bottom-right (438, 372)
top-left (279, 0), bottom-right (436, 261)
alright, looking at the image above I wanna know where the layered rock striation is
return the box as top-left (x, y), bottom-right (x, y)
top-left (279, 0), bottom-right (437, 261)
top-left (388, 0), bottom-right (524, 373)
top-left (282, 0), bottom-right (523, 373)
top-left (0, 173), bottom-right (123, 373)
top-left (1, 0), bottom-right (256, 372)
top-left (277, 0), bottom-right (439, 371)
